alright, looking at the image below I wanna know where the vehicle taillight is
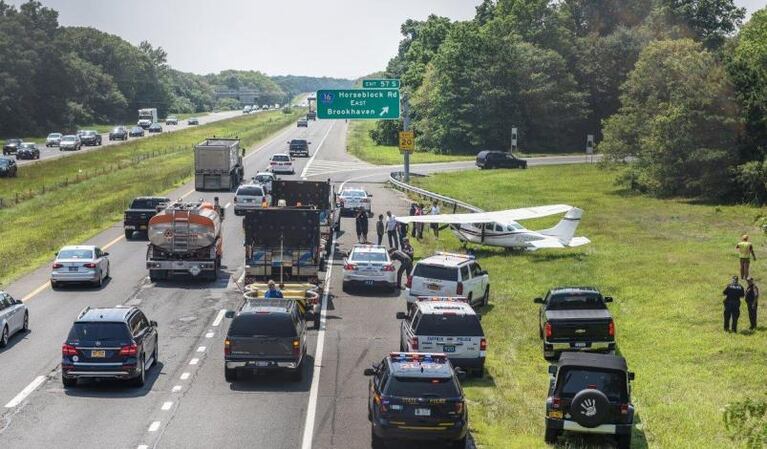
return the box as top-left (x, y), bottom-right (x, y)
top-left (119, 343), bottom-right (138, 357)
top-left (551, 396), bottom-right (561, 410)
top-left (406, 276), bottom-right (412, 288)
top-left (224, 339), bottom-right (231, 356)
top-left (454, 401), bottom-right (464, 414)
top-left (383, 264), bottom-right (395, 272)
top-left (409, 337), bottom-right (419, 350)
top-left (545, 322), bottom-right (552, 338)
top-left (62, 344), bottom-right (78, 356)
top-left (456, 282), bottom-right (463, 295)
top-left (292, 338), bottom-right (301, 356)
top-left (480, 338), bottom-right (487, 351)
top-left (344, 263), bottom-right (357, 271)
top-left (620, 403), bottom-right (629, 415)
top-left (52, 263), bottom-right (63, 269)
top-left (608, 320), bottom-right (615, 337)
top-left (83, 263), bottom-right (96, 269)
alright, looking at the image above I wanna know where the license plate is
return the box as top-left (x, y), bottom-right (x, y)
top-left (442, 345), bottom-right (455, 353)
top-left (254, 361), bottom-right (270, 367)
top-left (414, 408), bottom-right (431, 417)
top-left (427, 284), bottom-right (440, 291)
top-left (573, 342), bottom-right (587, 348)
top-left (68, 266), bottom-right (78, 272)
top-left (139, 225), bottom-right (147, 230)
top-left (365, 280), bottom-right (374, 285)
top-left (548, 410), bottom-right (563, 419)
top-left (91, 350), bottom-right (105, 358)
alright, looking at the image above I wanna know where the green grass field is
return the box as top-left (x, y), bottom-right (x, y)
top-left (347, 121), bottom-right (474, 165)
top-left (0, 110), bottom-right (302, 285)
top-left (407, 164), bottom-right (763, 449)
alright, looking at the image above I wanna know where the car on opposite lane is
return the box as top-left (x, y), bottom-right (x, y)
top-left (148, 122), bottom-right (163, 134)
top-left (406, 251), bottom-right (490, 309)
top-left (269, 153), bottom-right (295, 174)
top-left (0, 157), bottom-right (18, 177)
top-left (365, 352), bottom-right (468, 449)
top-left (109, 126), bottom-right (128, 141)
top-left (59, 134), bottom-right (82, 151)
top-left (0, 292), bottom-right (28, 348)
top-left (50, 245), bottom-right (110, 289)
top-left (79, 130), bottom-right (102, 146)
top-left (342, 244), bottom-right (397, 291)
top-left (129, 126), bottom-right (145, 138)
top-left (61, 306), bottom-right (159, 388)
top-left (15, 142), bottom-right (40, 160)
top-left (187, 117), bottom-right (200, 125)
top-left (397, 297), bottom-right (486, 377)
top-left (45, 132), bottom-right (62, 147)
top-left (3, 138), bottom-right (21, 155)
top-left (476, 150), bottom-right (527, 169)
top-left (336, 187), bottom-right (372, 216)
top-left (165, 116), bottom-right (179, 125)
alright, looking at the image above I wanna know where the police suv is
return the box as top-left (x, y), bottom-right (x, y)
top-left (364, 352), bottom-right (468, 449)
top-left (396, 297), bottom-right (486, 377)
top-left (406, 252), bottom-right (490, 308)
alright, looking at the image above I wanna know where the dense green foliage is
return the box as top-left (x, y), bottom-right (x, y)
top-left (271, 75), bottom-right (353, 100)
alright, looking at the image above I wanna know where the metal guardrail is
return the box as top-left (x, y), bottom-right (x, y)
top-left (388, 171), bottom-right (484, 213)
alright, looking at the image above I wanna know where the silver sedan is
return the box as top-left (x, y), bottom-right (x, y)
top-left (50, 245), bottom-right (110, 288)
top-left (0, 292), bottom-right (28, 347)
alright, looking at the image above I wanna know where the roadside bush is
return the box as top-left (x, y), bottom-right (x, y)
top-left (725, 399), bottom-right (767, 448)
top-left (369, 120), bottom-right (402, 146)
top-left (732, 160), bottom-right (767, 204)
top-left (215, 97), bottom-right (240, 111)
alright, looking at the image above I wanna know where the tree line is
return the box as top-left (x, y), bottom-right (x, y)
top-left (0, 1), bottom-right (352, 137)
top-left (374, 0), bottom-right (767, 203)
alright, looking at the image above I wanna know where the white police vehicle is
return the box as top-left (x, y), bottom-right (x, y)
top-left (342, 245), bottom-right (396, 291)
top-left (406, 252), bottom-right (490, 308)
top-left (396, 297), bottom-right (486, 377)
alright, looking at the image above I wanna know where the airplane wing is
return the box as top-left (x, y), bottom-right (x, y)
top-left (527, 236), bottom-right (591, 250)
top-left (395, 204), bottom-right (574, 225)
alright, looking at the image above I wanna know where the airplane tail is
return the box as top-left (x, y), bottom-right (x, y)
top-left (539, 208), bottom-right (586, 246)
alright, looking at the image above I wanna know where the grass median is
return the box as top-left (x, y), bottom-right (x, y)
top-left (408, 164), bottom-right (763, 449)
top-left (0, 109), bottom-right (303, 285)
top-left (347, 121), bottom-right (474, 165)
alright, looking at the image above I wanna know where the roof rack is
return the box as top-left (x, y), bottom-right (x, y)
top-left (77, 306), bottom-right (92, 319)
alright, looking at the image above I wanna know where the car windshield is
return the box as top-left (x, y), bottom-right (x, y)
top-left (547, 294), bottom-right (606, 310)
top-left (254, 175), bottom-right (272, 182)
top-left (237, 186), bottom-right (264, 196)
top-left (415, 314), bottom-right (484, 337)
top-left (130, 198), bottom-right (166, 209)
top-left (48, 133), bottom-right (61, 138)
top-left (82, 131), bottom-right (96, 136)
top-left (5, 139), bottom-right (20, 144)
top-left (131, 127), bottom-right (142, 132)
top-left (351, 251), bottom-right (388, 262)
top-left (291, 140), bottom-right (307, 145)
top-left (112, 127), bottom-right (123, 132)
top-left (68, 322), bottom-right (131, 342)
top-left (385, 376), bottom-right (459, 397)
top-left (413, 264), bottom-right (458, 282)
top-left (20, 143), bottom-right (35, 148)
top-left (61, 136), bottom-right (76, 141)
top-left (58, 249), bottom-right (94, 259)
top-left (558, 368), bottom-right (627, 402)
top-left (0, 159), bottom-right (10, 166)
top-left (150, 123), bottom-right (160, 128)
top-left (272, 155), bottom-right (290, 162)
top-left (228, 313), bottom-right (297, 337)
top-left (342, 190), bottom-right (365, 197)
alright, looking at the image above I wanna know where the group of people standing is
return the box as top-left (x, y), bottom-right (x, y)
top-left (722, 235), bottom-right (760, 333)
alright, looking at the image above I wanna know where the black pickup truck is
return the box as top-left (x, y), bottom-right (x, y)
top-left (123, 196), bottom-right (170, 239)
top-left (535, 287), bottom-right (615, 359)
top-left (288, 139), bottom-right (310, 157)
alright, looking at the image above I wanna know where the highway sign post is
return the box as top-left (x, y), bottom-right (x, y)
top-left (399, 131), bottom-right (414, 153)
top-left (362, 79), bottom-right (400, 89)
top-left (511, 127), bottom-right (518, 153)
top-left (316, 89), bottom-right (400, 120)
top-left (586, 134), bottom-right (594, 163)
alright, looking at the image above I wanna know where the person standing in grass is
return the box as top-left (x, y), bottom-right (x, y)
top-left (376, 214), bottom-right (385, 246)
top-left (746, 277), bottom-right (759, 330)
top-left (430, 202), bottom-right (440, 237)
top-left (736, 235), bottom-right (756, 279)
top-left (723, 275), bottom-right (745, 333)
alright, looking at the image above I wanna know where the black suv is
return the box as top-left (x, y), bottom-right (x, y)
top-left (109, 126), bottom-right (128, 141)
top-left (364, 352), bottom-right (468, 449)
top-left (61, 306), bottom-right (159, 387)
top-left (3, 138), bottom-right (21, 155)
top-left (79, 130), bottom-right (102, 146)
top-left (476, 150), bottom-right (527, 169)
top-left (0, 157), bottom-right (18, 177)
top-left (224, 299), bottom-right (307, 382)
top-left (288, 139), bottom-right (311, 157)
top-left (535, 287), bottom-right (615, 359)
top-left (545, 352), bottom-right (635, 448)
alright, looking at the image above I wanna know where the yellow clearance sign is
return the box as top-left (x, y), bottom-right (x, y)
top-left (399, 131), bottom-right (414, 153)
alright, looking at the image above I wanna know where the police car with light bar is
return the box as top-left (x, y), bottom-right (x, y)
top-left (396, 297), bottom-right (487, 377)
top-left (406, 252), bottom-right (490, 309)
top-left (342, 244), bottom-right (397, 292)
top-left (364, 352), bottom-right (468, 449)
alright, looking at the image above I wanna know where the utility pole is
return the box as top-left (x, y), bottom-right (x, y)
top-left (586, 134), bottom-right (594, 163)
top-left (510, 127), bottom-right (518, 154)
top-left (402, 93), bottom-right (411, 183)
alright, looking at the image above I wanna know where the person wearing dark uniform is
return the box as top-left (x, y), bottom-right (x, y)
top-left (746, 277), bottom-right (759, 330)
top-left (389, 248), bottom-right (413, 289)
top-left (723, 276), bottom-right (745, 333)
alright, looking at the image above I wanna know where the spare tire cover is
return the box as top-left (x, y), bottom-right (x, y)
top-left (570, 389), bottom-right (610, 428)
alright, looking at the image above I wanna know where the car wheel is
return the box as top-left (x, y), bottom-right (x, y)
top-left (131, 355), bottom-right (146, 387)
top-left (50, 280), bottom-right (59, 290)
top-left (62, 376), bottom-right (77, 388)
top-left (225, 366), bottom-right (238, 382)
top-left (290, 363), bottom-right (304, 382)
top-left (467, 293), bottom-right (473, 307)
top-left (371, 425), bottom-right (385, 449)
top-left (151, 338), bottom-right (158, 367)
top-left (451, 436), bottom-right (467, 449)
top-left (616, 433), bottom-right (632, 449)
top-left (23, 312), bottom-right (29, 332)
top-left (314, 313), bottom-right (321, 330)
top-left (0, 325), bottom-right (8, 348)
top-left (544, 424), bottom-right (559, 444)
top-left (474, 366), bottom-right (485, 378)
top-left (95, 271), bottom-right (103, 288)
top-left (482, 287), bottom-right (490, 307)
top-left (342, 281), bottom-right (349, 292)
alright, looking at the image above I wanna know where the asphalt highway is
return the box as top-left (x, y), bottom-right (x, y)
top-left (0, 118), bottom-right (583, 449)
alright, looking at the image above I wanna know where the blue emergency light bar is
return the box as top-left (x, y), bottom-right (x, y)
top-left (389, 352), bottom-right (448, 363)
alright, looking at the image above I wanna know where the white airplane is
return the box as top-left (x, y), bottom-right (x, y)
top-left (395, 204), bottom-right (590, 251)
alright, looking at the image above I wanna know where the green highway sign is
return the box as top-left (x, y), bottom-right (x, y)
top-left (316, 89), bottom-right (400, 120)
top-left (362, 79), bottom-right (400, 89)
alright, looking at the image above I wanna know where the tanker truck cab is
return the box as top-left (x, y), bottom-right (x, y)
top-left (146, 201), bottom-right (223, 282)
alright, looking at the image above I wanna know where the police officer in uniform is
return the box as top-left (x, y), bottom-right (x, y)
top-left (723, 275), bottom-right (745, 333)
top-left (746, 277), bottom-right (760, 330)
top-left (389, 248), bottom-right (413, 289)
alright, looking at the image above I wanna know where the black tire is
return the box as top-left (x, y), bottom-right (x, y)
top-left (570, 389), bottom-right (610, 428)
top-left (371, 425), bottom-right (385, 449)
top-left (149, 270), bottom-right (165, 282)
top-left (151, 338), bottom-right (158, 368)
top-left (474, 366), bottom-right (485, 378)
top-left (62, 376), bottom-right (77, 388)
top-left (616, 433), bottom-right (632, 449)
top-left (22, 312), bottom-right (29, 332)
top-left (314, 313), bottom-right (321, 330)
top-left (342, 281), bottom-right (349, 292)
top-left (125, 229), bottom-right (133, 240)
top-left (451, 436), bottom-right (467, 449)
top-left (50, 280), bottom-right (59, 290)
top-left (482, 287), bottom-right (490, 307)
top-left (544, 425), bottom-right (559, 444)
top-left (95, 271), bottom-right (103, 288)
top-left (290, 362), bottom-right (304, 382)
top-left (225, 366), bottom-right (237, 382)
top-left (0, 325), bottom-right (8, 348)
top-left (131, 355), bottom-right (146, 387)
top-left (467, 293), bottom-right (473, 307)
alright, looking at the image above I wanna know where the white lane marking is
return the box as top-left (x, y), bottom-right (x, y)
top-left (212, 309), bottom-right (226, 327)
top-left (189, 358), bottom-right (199, 365)
top-left (300, 122), bottom-right (336, 179)
top-left (224, 202), bottom-right (231, 209)
top-left (205, 331), bottom-right (214, 338)
top-left (197, 346), bottom-right (206, 353)
top-left (172, 385), bottom-right (182, 393)
top-left (4, 375), bottom-right (46, 408)
top-left (180, 372), bottom-right (190, 380)
top-left (148, 421), bottom-right (161, 432)
top-left (161, 401), bottom-right (173, 411)
top-left (137, 445), bottom-right (149, 449)
top-left (300, 227), bottom-right (337, 449)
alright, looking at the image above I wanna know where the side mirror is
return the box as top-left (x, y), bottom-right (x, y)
top-left (534, 297), bottom-right (544, 304)
top-left (455, 368), bottom-right (468, 381)
top-left (150, 320), bottom-right (158, 327)
top-left (604, 296), bottom-right (613, 303)
top-left (477, 315), bottom-right (482, 321)
top-left (628, 372), bottom-right (635, 381)
top-left (480, 271), bottom-right (488, 276)
top-left (308, 141), bottom-right (312, 144)
top-left (396, 312), bottom-right (407, 320)
top-left (548, 365), bottom-right (557, 376)
top-left (224, 310), bottom-right (235, 319)
top-left (54, 252), bottom-right (58, 256)
top-left (363, 368), bottom-right (376, 376)
top-left (103, 252), bottom-right (110, 257)
top-left (287, 141), bottom-right (291, 144)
